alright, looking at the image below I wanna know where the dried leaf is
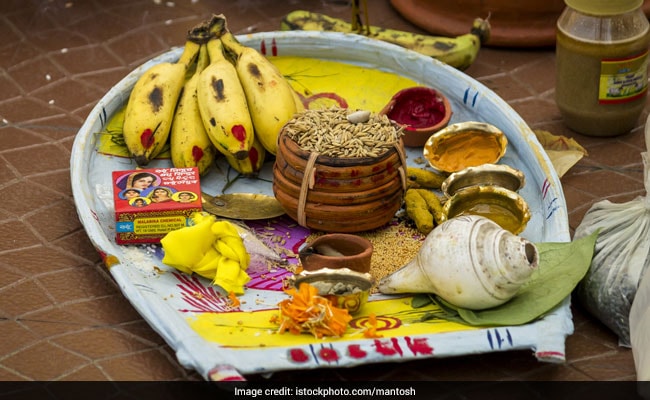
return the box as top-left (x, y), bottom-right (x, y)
top-left (534, 129), bottom-right (588, 177)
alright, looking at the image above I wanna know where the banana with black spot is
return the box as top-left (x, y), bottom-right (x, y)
top-left (170, 41), bottom-right (218, 175)
top-left (122, 25), bottom-right (206, 166)
top-left (219, 134), bottom-right (266, 178)
top-left (215, 14), bottom-right (298, 155)
top-left (197, 20), bottom-right (254, 160)
top-left (281, 10), bottom-right (491, 70)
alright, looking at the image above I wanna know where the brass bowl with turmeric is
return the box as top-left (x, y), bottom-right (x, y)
top-left (422, 122), bottom-right (508, 174)
top-left (441, 185), bottom-right (531, 235)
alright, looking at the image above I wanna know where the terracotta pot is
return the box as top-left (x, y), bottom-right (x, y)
top-left (299, 234), bottom-right (373, 273)
top-left (390, 0), bottom-right (650, 47)
top-left (380, 86), bottom-right (452, 147)
top-left (273, 129), bottom-right (407, 232)
top-left (273, 178), bottom-right (404, 232)
top-left (273, 143), bottom-right (401, 193)
top-left (276, 131), bottom-right (404, 180)
top-left (273, 165), bottom-right (400, 205)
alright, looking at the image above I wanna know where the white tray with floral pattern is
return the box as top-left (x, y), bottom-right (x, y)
top-left (70, 31), bottom-right (570, 381)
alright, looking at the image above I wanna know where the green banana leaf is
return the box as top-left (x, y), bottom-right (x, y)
top-left (413, 230), bottom-right (599, 326)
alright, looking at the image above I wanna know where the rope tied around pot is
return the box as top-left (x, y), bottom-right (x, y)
top-left (393, 140), bottom-right (408, 193)
top-left (297, 151), bottom-right (319, 227)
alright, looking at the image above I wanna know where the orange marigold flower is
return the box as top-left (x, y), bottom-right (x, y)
top-left (363, 313), bottom-right (383, 338)
top-left (227, 291), bottom-right (241, 308)
top-left (275, 282), bottom-right (352, 338)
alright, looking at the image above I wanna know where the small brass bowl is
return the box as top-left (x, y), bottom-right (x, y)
top-left (442, 185), bottom-right (531, 235)
top-left (423, 121), bottom-right (508, 174)
top-left (291, 268), bottom-right (374, 314)
top-left (441, 164), bottom-right (526, 198)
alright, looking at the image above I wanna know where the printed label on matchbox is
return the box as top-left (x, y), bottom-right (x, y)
top-left (133, 216), bottom-right (187, 234)
top-left (112, 167), bottom-right (202, 244)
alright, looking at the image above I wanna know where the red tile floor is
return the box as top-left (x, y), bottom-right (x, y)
top-left (0, 0), bottom-right (645, 383)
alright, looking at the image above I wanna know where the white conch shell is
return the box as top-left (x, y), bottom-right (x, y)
top-left (378, 215), bottom-right (539, 310)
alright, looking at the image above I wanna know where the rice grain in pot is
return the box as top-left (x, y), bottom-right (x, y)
top-left (273, 107), bottom-right (407, 233)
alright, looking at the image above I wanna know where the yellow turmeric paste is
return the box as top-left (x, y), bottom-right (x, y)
top-left (427, 131), bottom-right (504, 172)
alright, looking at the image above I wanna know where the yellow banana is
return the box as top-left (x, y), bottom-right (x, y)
top-left (170, 43), bottom-right (218, 176)
top-left (197, 32), bottom-right (254, 160)
top-left (123, 39), bottom-right (201, 166)
top-left (219, 134), bottom-right (266, 177)
top-left (215, 14), bottom-right (298, 155)
top-left (281, 10), bottom-right (491, 70)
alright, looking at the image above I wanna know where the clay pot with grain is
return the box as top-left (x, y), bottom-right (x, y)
top-left (273, 129), bottom-right (407, 232)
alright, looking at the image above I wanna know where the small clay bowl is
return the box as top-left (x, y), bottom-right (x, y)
top-left (442, 185), bottom-right (531, 235)
top-left (423, 121), bottom-right (508, 174)
top-left (442, 163), bottom-right (526, 198)
top-left (380, 86), bottom-right (452, 147)
top-left (298, 233), bottom-right (373, 273)
top-left (292, 268), bottom-right (374, 314)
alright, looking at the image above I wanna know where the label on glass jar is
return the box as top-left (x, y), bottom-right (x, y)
top-left (599, 50), bottom-right (649, 104)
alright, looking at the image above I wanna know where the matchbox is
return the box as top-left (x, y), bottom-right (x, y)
top-left (112, 167), bottom-right (202, 244)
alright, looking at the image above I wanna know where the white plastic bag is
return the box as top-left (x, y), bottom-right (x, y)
top-left (631, 265), bottom-right (650, 380)
top-left (574, 118), bottom-right (650, 348)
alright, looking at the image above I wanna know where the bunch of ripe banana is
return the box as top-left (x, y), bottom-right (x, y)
top-left (121, 14), bottom-right (301, 176)
top-left (161, 212), bottom-right (251, 295)
top-left (281, 10), bottom-right (491, 71)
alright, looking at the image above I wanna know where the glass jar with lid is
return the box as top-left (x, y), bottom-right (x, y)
top-left (555, 0), bottom-right (650, 136)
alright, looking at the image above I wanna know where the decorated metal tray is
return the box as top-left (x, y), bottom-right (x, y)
top-left (70, 31), bottom-right (570, 381)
